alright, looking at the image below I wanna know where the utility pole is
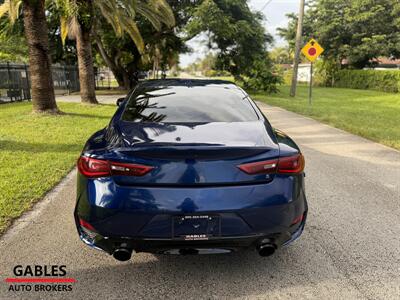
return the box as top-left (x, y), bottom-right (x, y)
top-left (290, 0), bottom-right (306, 97)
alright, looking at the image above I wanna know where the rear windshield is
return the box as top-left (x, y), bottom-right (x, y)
top-left (121, 86), bottom-right (259, 123)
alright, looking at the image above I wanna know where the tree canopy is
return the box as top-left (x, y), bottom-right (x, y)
top-left (278, 0), bottom-right (400, 69)
top-left (185, 0), bottom-right (272, 80)
top-left (0, 18), bottom-right (28, 62)
top-left (92, 0), bottom-right (192, 88)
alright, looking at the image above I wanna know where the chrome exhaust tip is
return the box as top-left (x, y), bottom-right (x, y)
top-left (257, 244), bottom-right (276, 257)
top-left (113, 248), bottom-right (132, 261)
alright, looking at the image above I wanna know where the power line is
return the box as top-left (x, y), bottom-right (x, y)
top-left (259, 0), bottom-right (273, 12)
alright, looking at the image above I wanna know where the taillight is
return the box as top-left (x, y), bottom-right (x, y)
top-left (277, 154), bottom-right (305, 174)
top-left (77, 156), bottom-right (154, 178)
top-left (109, 161), bottom-right (154, 176)
top-left (77, 156), bottom-right (109, 177)
top-left (237, 153), bottom-right (304, 175)
top-left (237, 159), bottom-right (278, 175)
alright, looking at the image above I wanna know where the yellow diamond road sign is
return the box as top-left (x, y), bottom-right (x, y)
top-left (301, 38), bottom-right (324, 62)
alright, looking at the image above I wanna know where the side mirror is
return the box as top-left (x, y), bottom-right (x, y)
top-left (116, 97), bottom-right (125, 106)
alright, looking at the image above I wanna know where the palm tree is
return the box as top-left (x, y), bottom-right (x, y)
top-left (55, 0), bottom-right (175, 103)
top-left (0, 0), bottom-right (59, 113)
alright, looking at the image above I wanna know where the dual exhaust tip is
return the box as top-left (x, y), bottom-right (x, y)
top-left (112, 243), bottom-right (276, 261)
top-left (257, 243), bottom-right (276, 257)
top-left (113, 248), bottom-right (132, 261)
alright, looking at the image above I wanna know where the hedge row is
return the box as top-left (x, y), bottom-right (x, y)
top-left (204, 69), bottom-right (231, 77)
top-left (335, 70), bottom-right (400, 93)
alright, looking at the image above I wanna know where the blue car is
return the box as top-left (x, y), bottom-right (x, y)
top-left (75, 79), bottom-right (307, 261)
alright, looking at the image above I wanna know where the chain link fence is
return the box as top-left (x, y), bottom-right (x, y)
top-left (0, 63), bottom-right (80, 103)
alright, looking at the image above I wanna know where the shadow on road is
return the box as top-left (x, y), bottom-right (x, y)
top-left (67, 245), bottom-right (323, 298)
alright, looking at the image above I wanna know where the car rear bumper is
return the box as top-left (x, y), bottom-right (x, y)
top-left (75, 173), bottom-right (307, 254)
top-left (77, 217), bottom-right (306, 255)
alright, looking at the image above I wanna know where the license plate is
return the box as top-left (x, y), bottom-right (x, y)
top-left (173, 215), bottom-right (220, 240)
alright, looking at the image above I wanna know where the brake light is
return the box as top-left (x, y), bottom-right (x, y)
top-left (77, 156), bottom-right (154, 178)
top-left (77, 156), bottom-right (109, 177)
top-left (277, 154), bottom-right (305, 174)
top-left (237, 154), bottom-right (304, 175)
top-left (237, 159), bottom-right (278, 175)
top-left (109, 161), bottom-right (154, 176)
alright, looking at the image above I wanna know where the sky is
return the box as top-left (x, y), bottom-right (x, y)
top-left (179, 0), bottom-right (299, 67)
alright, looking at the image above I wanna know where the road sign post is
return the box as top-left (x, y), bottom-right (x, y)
top-left (309, 62), bottom-right (313, 105)
top-left (301, 38), bottom-right (324, 105)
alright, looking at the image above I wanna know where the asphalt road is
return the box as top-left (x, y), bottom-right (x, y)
top-left (0, 102), bottom-right (399, 300)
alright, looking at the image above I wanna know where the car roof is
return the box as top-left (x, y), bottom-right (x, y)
top-left (136, 79), bottom-right (247, 96)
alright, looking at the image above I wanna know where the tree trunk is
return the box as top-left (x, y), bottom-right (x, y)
top-left (76, 27), bottom-right (98, 104)
top-left (93, 36), bottom-right (137, 90)
top-left (23, 0), bottom-right (58, 113)
top-left (93, 38), bottom-right (129, 90)
top-left (122, 72), bottom-right (131, 89)
top-left (75, 0), bottom-right (97, 104)
top-left (290, 0), bottom-right (305, 97)
top-left (112, 70), bottom-right (127, 90)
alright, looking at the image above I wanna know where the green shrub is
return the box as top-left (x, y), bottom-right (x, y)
top-left (204, 69), bottom-right (217, 77)
top-left (204, 69), bottom-right (231, 77)
top-left (314, 59), bottom-right (340, 87)
top-left (283, 69), bottom-right (293, 85)
top-left (243, 60), bottom-right (283, 93)
top-left (335, 70), bottom-right (400, 93)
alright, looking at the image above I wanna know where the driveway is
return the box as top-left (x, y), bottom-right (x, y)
top-left (0, 103), bottom-right (399, 299)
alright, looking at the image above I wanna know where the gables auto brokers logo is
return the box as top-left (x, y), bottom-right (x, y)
top-left (5, 265), bottom-right (76, 293)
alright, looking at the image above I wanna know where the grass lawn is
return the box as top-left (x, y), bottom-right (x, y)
top-left (0, 102), bottom-right (116, 234)
top-left (252, 85), bottom-right (400, 150)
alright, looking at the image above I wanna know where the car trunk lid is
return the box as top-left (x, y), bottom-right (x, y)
top-left (107, 121), bottom-right (279, 186)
